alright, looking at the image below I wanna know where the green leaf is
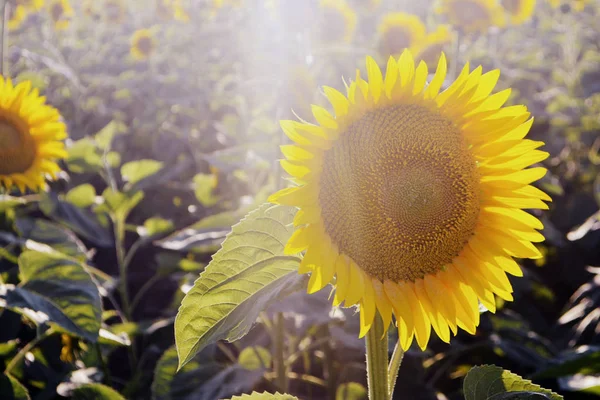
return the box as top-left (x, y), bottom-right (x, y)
top-left (227, 392), bottom-right (298, 400)
top-left (142, 217), bottom-right (174, 237)
top-left (534, 348), bottom-right (600, 379)
top-left (121, 160), bottom-right (163, 185)
top-left (5, 250), bottom-right (102, 342)
top-left (71, 383), bottom-right (125, 400)
top-left (193, 173), bottom-right (219, 207)
top-left (101, 189), bottom-right (144, 224)
top-left (66, 184), bottom-right (96, 208)
top-left (151, 345), bottom-right (221, 400)
top-left (16, 218), bottom-right (88, 261)
top-left (66, 138), bottom-right (103, 174)
top-left (238, 346), bottom-right (271, 371)
top-left (336, 382), bottom-right (367, 400)
top-left (175, 204), bottom-right (300, 369)
top-left (0, 374), bottom-right (30, 400)
top-left (94, 121), bottom-right (120, 151)
top-left (0, 196), bottom-right (27, 213)
top-left (463, 365), bottom-right (563, 400)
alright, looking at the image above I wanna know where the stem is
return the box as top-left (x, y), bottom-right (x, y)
top-left (365, 313), bottom-right (389, 400)
top-left (321, 331), bottom-right (336, 400)
top-left (130, 272), bottom-right (161, 313)
top-left (114, 219), bottom-right (131, 321)
top-left (387, 335), bottom-right (405, 399)
top-left (5, 328), bottom-right (54, 375)
top-left (1, 0), bottom-right (8, 76)
top-left (273, 312), bottom-right (287, 391)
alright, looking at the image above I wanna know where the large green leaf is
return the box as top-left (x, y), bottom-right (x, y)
top-left (65, 184), bottom-right (97, 208)
top-left (464, 365), bottom-right (563, 400)
top-left (71, 383), bottom-right (125, 400)
top-left (5, 250), bottom-right (102, 342)
top-left (0, 374), bottom-right (30, 400)
top-left (16, 218), bottom-right (88, 261)
top-left (227, 392), bottom-right (298, 400)
top-left (175, 204), bottom-right (300, 369)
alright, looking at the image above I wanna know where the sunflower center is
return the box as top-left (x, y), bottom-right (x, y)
top-left (448, 1), bottom-right (491, 29)
top-left (136, 37), bottom-right (153, 55)
top-left (319, 104), bottom-right (480, 282)
top-left (0, 119), bottom-right (37, 174)
top-left (50, 4), bottom-right (64, 21)
top-left (501, 0), bottom-right (522, 13)
top-left (321, 7), bottom-right (348, 42)
top-left (380, 26), bottom-right (412, 56)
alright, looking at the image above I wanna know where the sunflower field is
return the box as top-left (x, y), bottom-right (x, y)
top-left (0, 0), bottom-right (599, 399)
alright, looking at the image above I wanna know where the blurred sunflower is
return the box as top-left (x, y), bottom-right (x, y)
top-left (130, 29), bottom-right (156, 60)
top-left (436, 0), bottom-right (505, 34)
top-left (104, 0), bottom-right (126, 24)
top-left (158, 0), bottom-right (190, 22)
top-left (412, 25), bottom-right (453, 68)
top-left (8, 5), bottom-right (28, 30)
top-left (377, 13), bottom-right (426, 59)
top-left (0, 78), bottom-right (67, 192)
top-left (548, 0), bottom-right (589, 11)
top-left (270, 51), bottom-right (550, 348)
top-left (501, 0), bottom-right (536, 24)
top-left (15, 0), bottom-right (44, 11)
top-left (48, 0), bottom-right (73, 30)
top-left (317, 0), bottom-right (357, 43)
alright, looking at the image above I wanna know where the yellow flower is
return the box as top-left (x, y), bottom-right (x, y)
top-left (318, 0), bottom-right (357, 43)
top-left (158, 0), bottom-right (190, 22)
top-left (436, 0), bottom-right (505, 34)
top-left (16, 0), bottom-right (44, 11)
top-left (0, 77), bottom-right (67, 192)
top-left (501, 0), bottom-right (536, 24)
top-left (269, 51), bottom-right (550, 349)
top-left (130, 29), bottom-right (156, 60)
top-left (548, 0), bottom-right (589, 11)
top-left (412, 25), bottom-right (454, 69)
top-left (8, 5), bottom-right (28, 30)
top-left (104, 0), bottom-right (127, 23)
top-left (377, 13), bottom-right (427, 59)
top-left (48, 0), bottom-right (73, 30)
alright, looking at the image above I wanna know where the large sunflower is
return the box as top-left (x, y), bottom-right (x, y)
top-left (436, 0), bottom-right (505, 34)
top-left (501, 0), bottom-right (536, 24)
top-left (0, 78), bottom-right (67, 192)
top-left (412, 25), bottom-right (453, 69)
top-left (377, 13), bottom-right (427, 59)
top-left (317, 0), bottom-right (357, 43)
top-left (269, 52), bottom-right (550, 349)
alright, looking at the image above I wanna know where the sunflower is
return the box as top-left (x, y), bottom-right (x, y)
top-left (548, 0), bottom-right (589, 11)
top-left (15, 0), bottom-right (44, 11)
top-left (8, 5), bottom-right (28, 30)
top-left (130, 29), bottom-right (156, 60)
top-left (377, 13), bottom-right (427, 59)
top-left (104, 0), bottom-right (127, 23)
top-left (0, 78), bottom-right (67, 192)
top-left (158, 0), bottom-right (190, 22)
top-left (436, 0), bottom-right (505, 34)
top-left (317, 0), bottom-right (357, 43)
top-left (412, 25), bottom-right (454, 70)
top-left (501, 0), bottom-right (536, 24)
top-left (269, 51), bottom-right (550, 349)
top-left (48, 0), bottom-right (73, 30)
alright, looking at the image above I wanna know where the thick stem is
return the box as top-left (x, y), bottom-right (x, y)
top-left (387, 335), bottom-right (405, 399)
top-left (365, 313), bottom-right (388, 400)
top-left (273, 312), bottom-right (287, 391)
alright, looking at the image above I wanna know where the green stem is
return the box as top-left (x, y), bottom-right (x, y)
top-left (114, 219), bottom-right (131, 321)
top-left (273, 312), bottom-right (287, 391)
top-left (365, 313), bottom-right (389, 400)
top-left (5, 328), bottom-right (54, 375)
top-left (130, 272), bottom-right (161, 313)
top-left (387, 335), bottom-right (405, 399)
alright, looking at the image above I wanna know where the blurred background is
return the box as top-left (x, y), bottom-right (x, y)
top-left (1, 0), bottom-right (600, 399)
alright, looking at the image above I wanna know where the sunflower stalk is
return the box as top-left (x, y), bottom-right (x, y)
top-left (365, 312), bottom-right (389, 400)
top-left (387, 334), bottom-right (405, 398)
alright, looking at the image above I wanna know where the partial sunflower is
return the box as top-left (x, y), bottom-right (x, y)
top-left (8, 5), bottom-right (28, 30)
top-left (48, 0), bottom-right (73, 30)
top-left (270, 51), bottom-right (550, 349)
top-left (157, 0), bottom-right (190, 22)
top-left (317, 0), bottom-right (357, 43)
top-left (548, 0), bottom-right (589, 11)
top-left (0, 77), bottom-right (67, 192)
top-left (130, 29), bottom-right (156, 60)
top-left (501, 0), bottom-right (536, 24)
top-left (436, 0), bottom-right (505, 34)
top-left (104, 0), bottom-right (127, 23)
top-left (14, 0), bottom-right (44, 11)
top-left (377, 13), bottom-right (426, 59)
top-left (411, 25), bottom-right (454, 69)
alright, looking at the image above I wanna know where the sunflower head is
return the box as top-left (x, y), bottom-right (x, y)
top-left (48, 0), bottom-right (73, 30)
top-left (270, 51), bottom-right (550, 349)
top-left (8, 5), bottom-right (28, 30)
top-left (130, 29), bottom-right (156, 60)
top-left (317, 0), bottom-right (357, 43)
top-left (0, 77), bottom-right (67, 193)
top-left (548, 0), bottom-right (589, 11)
top-left (104, 0), bottom-right (127, 23)
top-left (158, 0), bottom-right (190, 22)
top-left (411, 25), bottom-right (454, 69)
top-left (377, 13), bottom-right (427, 59)
top-left (436, 0), bottom-right (506, 34)
top-left (501, 0), bottom-right (536, 24)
